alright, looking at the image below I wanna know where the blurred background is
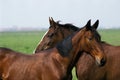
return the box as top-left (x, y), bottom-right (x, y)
top-left (0, 0), bottom-right (120, 31)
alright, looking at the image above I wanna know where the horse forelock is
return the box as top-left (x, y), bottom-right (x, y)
top-left (85, 26), bottom-right (101, 42)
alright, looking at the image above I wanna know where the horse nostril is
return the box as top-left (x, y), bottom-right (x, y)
top-left (100, 58), bottom-right (106, 66)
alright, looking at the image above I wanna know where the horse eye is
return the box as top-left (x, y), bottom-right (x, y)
top-left (88, 37), bottom-right (93, 41)
top-left (47, 33), bottom-right (54, 37)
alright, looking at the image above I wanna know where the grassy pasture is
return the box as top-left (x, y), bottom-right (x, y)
top-left (0, 31), bottom-right (45, 53)
top-left (99, 29), bottom-right (120, 45)
top-left (0, 29), bottom-right (120, 80)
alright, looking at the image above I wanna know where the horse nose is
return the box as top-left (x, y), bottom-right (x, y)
top-left (95, 55), bottom-right (106, 66)
top-left (99, 57), bottom-right (106, 66)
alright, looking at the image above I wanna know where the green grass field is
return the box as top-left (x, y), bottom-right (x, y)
top-left (0, 29), bottom-right (120, 80)
top-left (0, 31), bottom-right (45, 53)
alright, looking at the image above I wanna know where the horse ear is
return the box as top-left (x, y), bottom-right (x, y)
top-left (49, 17), bottom-right (57, 29)
top-left (92, 20), bottom-right (99, 30)
top-left (49, 17), bottom-right (55, 26)
top-left (49, 17), bottom-right (52, 25)
top-left (85, 20), bottom-right (91, 30)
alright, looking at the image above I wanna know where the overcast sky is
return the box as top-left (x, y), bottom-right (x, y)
top-left (0, 0), bottom-right (120, 29)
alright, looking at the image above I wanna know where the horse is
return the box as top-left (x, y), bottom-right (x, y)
top-left (34, 18), bottom-right (106, 80)
top-left (34, 18), bottom-right (120, 80)
top-left (0, 20), bottom-right (105, 80)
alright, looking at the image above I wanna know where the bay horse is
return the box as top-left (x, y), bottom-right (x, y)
top-left (34, 18), bottom-right (120, 80)
top-left (0, 20), bottom-right (105, 80)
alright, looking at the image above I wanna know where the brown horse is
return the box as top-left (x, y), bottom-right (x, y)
top-left (34, 18), bottom-right (79, 52)
top-left (0, 20), bottom-right (105, 80)
top-left (34, 18), bottom-right (120, 80)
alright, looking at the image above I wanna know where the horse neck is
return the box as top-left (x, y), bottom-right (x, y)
top-left (101, 41), bottom-right (120, 53)
top-left (55, 31), bottom-right (83, 72)
top-left (101, 41), bottom-right (115, 50)
top-left (69, 32), bottom-right (83, 64)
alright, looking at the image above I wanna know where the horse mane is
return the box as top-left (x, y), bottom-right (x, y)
top-left (56, 35), bottom-right (73, 57)
top-left (91, 28), bottom-right (101, 42)
top-left (56, 21), bottom-right (79, 31)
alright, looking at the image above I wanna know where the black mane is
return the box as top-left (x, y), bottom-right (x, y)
top-left (56, 21), bottom-right (79, 31)
top-left (56, 35), bottom-right (73, 57)
top-left (92, 28), bottom-right (101, 42)
top-left (55, 21), bottom-right (101, 42)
